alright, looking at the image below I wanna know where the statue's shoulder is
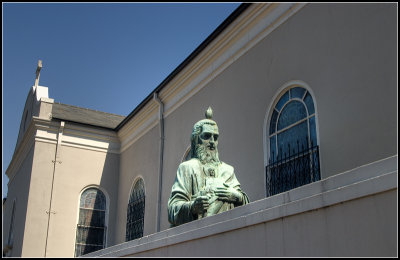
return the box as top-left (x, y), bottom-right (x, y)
top-left (178, 158), bottom-right (201, 171)
top-left (219, 161), bottom-right (234, 172)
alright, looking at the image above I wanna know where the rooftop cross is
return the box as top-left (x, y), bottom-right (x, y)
top-left (34, 60), bottom-right (43, 87)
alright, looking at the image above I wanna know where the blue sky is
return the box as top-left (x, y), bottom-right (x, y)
top-left (2, 3), bottom-right (241, 198)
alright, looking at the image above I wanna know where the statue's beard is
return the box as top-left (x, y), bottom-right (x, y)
top-left (195, 144), bottom-right (220, 166)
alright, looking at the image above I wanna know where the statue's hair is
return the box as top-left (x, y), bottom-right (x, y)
top-left (190, 119), bottom-right (217, 158)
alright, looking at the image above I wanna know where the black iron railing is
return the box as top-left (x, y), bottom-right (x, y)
top-left (126, 189), bottom-right (145, 242)
top-left (266, 141), bottom-right (320, 197)
top-left (75, 226), bottom-right (106, 257)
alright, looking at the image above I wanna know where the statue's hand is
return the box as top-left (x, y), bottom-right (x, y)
top-left (214, 183), bottom-right (243, 204)
top-left (191, 196), bottom-right (210, 215)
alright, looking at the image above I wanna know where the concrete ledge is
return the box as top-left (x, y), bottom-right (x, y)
top-left (83, 155), bottom-right (397, 257)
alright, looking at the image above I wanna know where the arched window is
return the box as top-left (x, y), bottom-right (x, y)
top-left (266, 86), bottom-right (320, 196)
top-left (126, 178), bottom-right (145, 241)
top-left (75, 188), bottom-right (107, 257)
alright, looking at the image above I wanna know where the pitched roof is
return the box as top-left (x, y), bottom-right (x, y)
top-left (52, 102), bottom-right (125, 129)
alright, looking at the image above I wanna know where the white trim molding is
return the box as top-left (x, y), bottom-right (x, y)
top-left (6, 116), bottom-right (121, 187)
top-left (34, 118), bottom-right (120, 154)
top-left (6, 117), bottom-right (39, 186)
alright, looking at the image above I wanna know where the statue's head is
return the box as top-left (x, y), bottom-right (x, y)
top-left (191, 107), bottom-right (220, 165)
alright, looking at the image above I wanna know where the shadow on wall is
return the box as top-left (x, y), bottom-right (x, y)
top-left (3, 144), bottom-right (35, 257)
top-left (74, 148), bottom-right (120, 257)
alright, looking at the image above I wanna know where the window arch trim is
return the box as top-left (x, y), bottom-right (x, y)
top-left (128, 176), bottom-right (146, 199)
top-left (77, 185), bottom-right (110, 221)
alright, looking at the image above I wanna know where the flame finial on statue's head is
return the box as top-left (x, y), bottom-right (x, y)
top-left (191, 106), bottom-right (217, 159)
top-left (205, 106), bottom-right (213, 119)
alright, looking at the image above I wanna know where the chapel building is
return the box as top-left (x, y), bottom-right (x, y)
top-left (3, 3), bottom-right (397, 257)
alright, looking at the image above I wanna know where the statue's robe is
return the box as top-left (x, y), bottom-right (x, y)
top-left (168, 158), bottom-right (250, 227)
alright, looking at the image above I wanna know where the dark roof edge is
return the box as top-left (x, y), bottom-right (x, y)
top-left (51, 117), bottom-right (119, 131)
top-left (115, 3), bottom-right (252, 131)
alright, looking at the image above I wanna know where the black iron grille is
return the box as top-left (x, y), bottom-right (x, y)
top-left (75, 226), bottom-right (106, 256)
top-left (126, 183), bottom-right (145, 241)
top-left (75, 188), bottom-right (106, 257)
top-left (266, 142), bottom-right (321, 197)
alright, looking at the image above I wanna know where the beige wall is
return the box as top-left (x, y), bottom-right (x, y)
top-left (116, 125), bottom-right (160, 244)
top-left (3, 145), bottom-right (35, 257)
top-left (21, 141), bottom-right (57, 257)
top-left (43, 143), bottom-right (120, 257)
top-left (265, 3), bottom-right (397, 177)
top-left (8, 120), bottom-right (120, 257)
top-left (116, 3), bottom-right (397, 235)
top-left (157, 3), bottom-right (398, 231)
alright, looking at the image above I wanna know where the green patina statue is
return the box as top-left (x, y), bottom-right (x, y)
top-left (168, 107), bottom-right (249, 227)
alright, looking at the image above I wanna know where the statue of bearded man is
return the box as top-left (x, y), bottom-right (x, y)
top-left (168, 107), bottom-right (249, 227)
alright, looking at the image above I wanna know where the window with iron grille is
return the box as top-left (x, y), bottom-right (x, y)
top-left (126, 178), bottom-right (145, 242)
top-left (75, 188), bottom-right (107, 257)
top-left (266, 86), bottom-right (321, 196)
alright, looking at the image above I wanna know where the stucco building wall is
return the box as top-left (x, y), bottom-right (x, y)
top-left (5, 118), bottom-right (121, 257)
top-left (116, 125), bottom-right (160, 244)
top-left (154, 3), bottom-right (397, 231)
top-left (3, 3), bottom-right (397, 258)
top-left (21, 141), bottom-right (57, 256)
top-left (3, 145), bottom-right (35, 257)
top-left (42, 143), bottom-right (120, 257)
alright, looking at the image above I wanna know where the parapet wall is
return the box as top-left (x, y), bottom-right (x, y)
top-left (84, 155), bottom-right (397, 257)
